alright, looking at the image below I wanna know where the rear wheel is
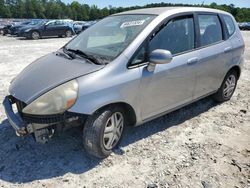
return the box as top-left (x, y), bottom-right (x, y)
top-left (31, 31), bottom-right (40, 40)
top-left (213, 70), bottom-right (238, 102)
top-left (65, 30), bottom-right (72, 37)
top-left (83, 106), bottom-right (125, 158)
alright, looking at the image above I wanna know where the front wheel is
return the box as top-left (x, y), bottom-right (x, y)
top-left (213, 70), bottom-right (238, 102)
top-left (31, 31), bottom-right (40, 40)
top-left (83, 106), bottom-right (125, 158)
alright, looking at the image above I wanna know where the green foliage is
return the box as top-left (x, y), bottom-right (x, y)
top-left (0, 0), bottom-right (249, 22)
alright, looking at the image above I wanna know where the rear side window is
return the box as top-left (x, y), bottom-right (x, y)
top-left (55, 21), bottom-right (64, 26)
top-left (222, 15), bottom-right (235, 37)
top-left (198, 14), bottom-right (223, 47)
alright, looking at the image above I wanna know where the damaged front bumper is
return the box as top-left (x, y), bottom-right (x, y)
top-left (3, 95), bottom-right (86, 140)
top-left (3, 96), bottom-right (27, 136)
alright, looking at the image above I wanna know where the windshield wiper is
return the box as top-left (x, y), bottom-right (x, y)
top-left (64, 47), bottom-right (102, 65)
top-left (62, 47), bottom-right (77, 59)
top-left (55, 50), bottom-right (73, 60)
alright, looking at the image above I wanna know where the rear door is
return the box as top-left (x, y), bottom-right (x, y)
top-left (193, 13), bottom-right (233, 98)
top-left (54, 21), bottom-right (67, 36)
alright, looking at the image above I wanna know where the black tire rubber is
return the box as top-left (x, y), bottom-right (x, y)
top-left (83, 106), bottom-right (125, 158)
top-left (213, 70), bottom-right (238, 102)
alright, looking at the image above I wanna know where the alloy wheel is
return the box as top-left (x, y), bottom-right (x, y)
top-left (103, 112), bottom-right (124, 150)
top-left (223, 74), bottom-right (236, 98)
top-left (32, 32), bottom-right (40, 40)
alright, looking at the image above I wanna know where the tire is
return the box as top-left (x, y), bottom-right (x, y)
top-left (83, 106), bottom-right (125, 158)
top-left (213, 70), bottom-right (238, 102)
top-left (65, 30), bottom-right (72, 37)
top-left (31, 31), bottom-right (40, 40)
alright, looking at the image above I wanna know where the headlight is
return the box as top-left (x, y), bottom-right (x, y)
top-left (24, 28), bottom-right (31, 32)
top-left (22, 80), bottom-right (78, 115)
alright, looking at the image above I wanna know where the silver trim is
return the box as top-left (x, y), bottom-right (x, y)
top-left (103, 112), bottom-right (124, 150)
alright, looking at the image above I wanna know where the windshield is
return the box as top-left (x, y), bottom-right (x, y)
top-left (65, 14), bottom-right (156, 61)
top-left (28, 21), bottom-right (43, 25)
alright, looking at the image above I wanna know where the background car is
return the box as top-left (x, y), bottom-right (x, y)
top-left (10, 21), bottom-right (31, 35)
top-left (1, 20), bottom-right (23, 35)
top-left (18, 20), bottom-right (75, 39)
top-left (0, 21), bottom-right (9, 34)
top-left (239, 22), bottom-right (250, 30)
top-left (73, 21), bottom-right (86, 34)
top-left (2, 23), bottom-right (14, 35)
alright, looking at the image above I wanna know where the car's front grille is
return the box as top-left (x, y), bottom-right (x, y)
top-left (23, 113), bottom-right (65, 124)
top-left (9, 95), bottom-right (86, 124)
top-left (22, 112), bottom-right (87, 124)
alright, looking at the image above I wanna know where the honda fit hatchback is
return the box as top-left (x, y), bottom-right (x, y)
top-left (3, 7), bottom-right (245, 158)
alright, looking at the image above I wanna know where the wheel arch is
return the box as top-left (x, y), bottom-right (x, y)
top-left (96, 102), bottom-right (137, 127)
top-left (228, 65), bottom-right (241, 79)
top-left (30, 30), bottom-right (41, 38)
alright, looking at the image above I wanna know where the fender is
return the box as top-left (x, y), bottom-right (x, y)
top-left (68, 57), bottom-right (143, 124)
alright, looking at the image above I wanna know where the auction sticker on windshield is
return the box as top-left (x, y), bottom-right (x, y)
top-left (120, 20), bottom-right (145, 28)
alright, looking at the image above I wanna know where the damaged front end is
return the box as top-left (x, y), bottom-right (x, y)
top-left (3, 95), bottom-right (86, 143)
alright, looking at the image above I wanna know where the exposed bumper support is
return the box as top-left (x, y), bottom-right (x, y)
top-left (3, 96), bottom-right (27, 135)
top-left (3, 95), bottom-right (87, 138)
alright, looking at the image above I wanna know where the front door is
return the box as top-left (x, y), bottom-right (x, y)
top-left (43, 21), bottom-right (57, 36)
top-left (137, 15), bottom-right (198, 120)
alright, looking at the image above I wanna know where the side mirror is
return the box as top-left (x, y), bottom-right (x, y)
top-left (147, 49), bottom-right (173, 72)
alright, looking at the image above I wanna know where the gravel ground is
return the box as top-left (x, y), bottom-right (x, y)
top-left (0, 33), bottom-right (249, 188)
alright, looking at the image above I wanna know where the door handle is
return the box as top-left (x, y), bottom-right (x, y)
top-left (224, 47), bottom-right (232, 53)
top-left (187, 57), bottom-right (199, 65)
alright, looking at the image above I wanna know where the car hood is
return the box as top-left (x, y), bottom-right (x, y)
top-left (20, 25), bottom-right (41, 31)
top-left (9, 52), bottom-right (105, 104)
top-left (12, 25), bottom-right (23, 29)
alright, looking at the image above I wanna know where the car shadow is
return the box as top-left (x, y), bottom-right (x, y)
top-left (0, 97), bottom-right (217, 183)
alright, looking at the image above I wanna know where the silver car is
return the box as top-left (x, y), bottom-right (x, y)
top-left (3, 7), bottom-right (245, 158)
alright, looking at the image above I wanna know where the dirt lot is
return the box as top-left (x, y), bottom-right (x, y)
top-left (0, 33), bottom-right (249, 188)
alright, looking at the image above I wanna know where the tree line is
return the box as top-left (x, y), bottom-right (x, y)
top-left (0, 0), bottom-right (250, 22)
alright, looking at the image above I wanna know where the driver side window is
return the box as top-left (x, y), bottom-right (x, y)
top-left (130, 15), bottom-right (195, 66)
top-left (47, 22), bottom-right (55, 27)
top-left (149, 16), bottom-right (195, 55)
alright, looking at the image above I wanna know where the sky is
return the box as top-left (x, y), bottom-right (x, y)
top-left (62, 0), bottom-right (250, 8)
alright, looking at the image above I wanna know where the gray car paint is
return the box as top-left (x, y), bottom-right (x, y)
top-left (9, 7), bottom-right (245, 126)
top-left (9, 52), bottom-right (104, 103)
top-left (69, 8), bottom-right (244, 126)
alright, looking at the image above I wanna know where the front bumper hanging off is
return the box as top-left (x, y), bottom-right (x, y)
top-left (3, 95), bottom-right (87, 137)
top-left (3, 96), bottom-right (27, 135)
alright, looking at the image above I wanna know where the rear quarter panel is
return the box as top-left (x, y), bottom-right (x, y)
top-left (229, 16), bottom-right (245, 73)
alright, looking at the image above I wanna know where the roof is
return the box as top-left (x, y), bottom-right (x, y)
top-left (114, 7), bottom-right (229, 16)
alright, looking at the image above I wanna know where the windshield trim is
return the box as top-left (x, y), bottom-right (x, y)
top-left (65, 14), bottom-right (156, 63)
